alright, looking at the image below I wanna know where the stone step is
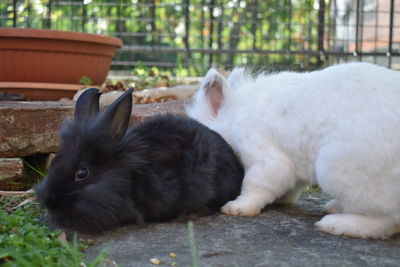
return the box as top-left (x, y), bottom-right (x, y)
top-left (0, 158), bottom-right (23, 181)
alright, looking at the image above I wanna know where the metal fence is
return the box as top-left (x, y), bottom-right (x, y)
top-left (1, 0), bottom-right (399, 74)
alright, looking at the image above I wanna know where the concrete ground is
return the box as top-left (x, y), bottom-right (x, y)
top-left (84, 192), bottom-right (400, 267)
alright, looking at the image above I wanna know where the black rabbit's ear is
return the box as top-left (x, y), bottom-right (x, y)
top-left (96, 87), bottom-right (134, 141)
top-left (74, 88), bottom-right (101, 123)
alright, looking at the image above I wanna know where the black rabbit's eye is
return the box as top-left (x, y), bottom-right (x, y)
top-left (75, 168), bottom-right (89, 181)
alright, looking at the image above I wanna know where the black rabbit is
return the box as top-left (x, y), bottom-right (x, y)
top-left (35, 88), bottom-right (244, 233)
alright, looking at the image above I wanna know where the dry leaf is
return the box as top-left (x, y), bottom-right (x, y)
top-left (57, 232), bottom-right (67, 244)
top-left (150, 258), bottom-right (161, 265)
top-left (169, 252), bottom-right (177, 258)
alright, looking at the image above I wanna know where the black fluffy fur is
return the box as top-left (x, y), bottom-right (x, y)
top-left (35, 88), bottom-right (244, 233)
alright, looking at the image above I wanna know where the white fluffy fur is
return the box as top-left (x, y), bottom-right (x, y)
top-left (187, 63), bottom-right (400, 239)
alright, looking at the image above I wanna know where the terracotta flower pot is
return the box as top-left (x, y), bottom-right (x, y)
top-left (0, 27), bottom-right (122, 100)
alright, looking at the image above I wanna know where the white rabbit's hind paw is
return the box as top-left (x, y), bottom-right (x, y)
top-left (315, 214), bottom-right (398, 239)
top-left (322, 199), bottom-right (342, 214)
top-left (221, 198), bottom-right (262, 217)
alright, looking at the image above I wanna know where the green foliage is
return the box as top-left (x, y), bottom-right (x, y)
top-left (1, 0), bottom-right (323, 74)
top-left (303, 185), bottom-right (321, 193)
top-left (79, 76), bottom-right (93, 86)
top-left (0, 206), bottom-right (106, 267)
top-left (131, 62), bottom-right (186, 90)
top-left (131, 62), bottom-right (150, 90)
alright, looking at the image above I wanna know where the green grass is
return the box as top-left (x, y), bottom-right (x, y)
top-left (0, 197), bottom-right (106, 267)
top-left (187, 221), bottom-right (199, 267)
top-left (23, 160), bottom-right (46, 178)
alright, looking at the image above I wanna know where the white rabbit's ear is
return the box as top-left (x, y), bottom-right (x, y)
top-left (226, 67), bottom-right (247, 90)
top-left (201, 68), bottom-right (227, 116)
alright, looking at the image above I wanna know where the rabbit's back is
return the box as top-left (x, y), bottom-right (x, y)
top-left (121, 114), bottom-right (244, 221)
top-left (214, 63), bottom-right (400, 180)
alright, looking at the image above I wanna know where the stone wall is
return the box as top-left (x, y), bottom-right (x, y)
top-left (0, 99), bottom-right (187, 189)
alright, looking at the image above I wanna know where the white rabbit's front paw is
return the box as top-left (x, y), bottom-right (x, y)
top-left (221, 197), bottom-right (263, 217)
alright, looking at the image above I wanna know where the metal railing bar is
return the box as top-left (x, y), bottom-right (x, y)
top-left (117, 46), bottom-right (400, 57)
top-left (388, 0), bottom-right (395, 67)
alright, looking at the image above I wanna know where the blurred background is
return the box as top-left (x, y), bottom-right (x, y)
top-left (1, 0), bottom-right (399, 76)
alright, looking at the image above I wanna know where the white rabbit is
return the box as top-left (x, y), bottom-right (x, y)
top-left (187, 62), bottom-right (400, 239)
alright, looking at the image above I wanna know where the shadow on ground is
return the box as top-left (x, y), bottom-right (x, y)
top-left (84, 192), bottom-right (400, 266)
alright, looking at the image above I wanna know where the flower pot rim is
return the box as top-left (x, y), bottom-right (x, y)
top-left (0, 27), bottom-right (122, 47)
